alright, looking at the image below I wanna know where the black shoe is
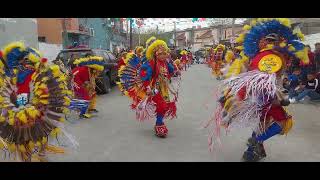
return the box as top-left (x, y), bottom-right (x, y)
top-left (242, 150), bottom-right (262, 162)
top-left (79, 114), bottom-right (90, 119)
top-left (89, 109), bottom-right (99, 113)
top-left (243, 137), bottom-right (267, 161)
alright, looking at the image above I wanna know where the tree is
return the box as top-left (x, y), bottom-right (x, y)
top-left (131, 29), bottom-right (173, 47)
top-left (207, 18), bottom-right (247, 26)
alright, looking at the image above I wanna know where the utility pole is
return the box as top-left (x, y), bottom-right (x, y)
top-left (129, 19), bottom-right (133, 49)
top-left (231, 18), bottom-right (236, 48)
top-left (174, 21), bottom-right (177, 48)
top-left (126, 19), bottom-right (129, 49)
top-left (61, 18), bottom-right (69, 49)
top-left (138, 27), bottom-right (141, 46)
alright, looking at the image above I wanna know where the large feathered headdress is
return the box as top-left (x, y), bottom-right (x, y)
top-left (2, 42), bottom-right (44, 74)
top-left (145, 37), bottom-right (169, 60)
top-left (2, 42), bottom-right (28, 69)
top-left (73, 56), bottom-right (105, 71)
top-left (236, 18), bottom-right (308, 65)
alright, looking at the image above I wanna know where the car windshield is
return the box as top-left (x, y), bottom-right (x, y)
top-left (57, 50), bottom-right (93, 66)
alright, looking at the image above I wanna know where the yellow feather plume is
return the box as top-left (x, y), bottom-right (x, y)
top-left (277, 18), bottom-right (291, 28)
top-left (2, 42), bottom-right (26, 60)
top-left (8, 143), bottom-right (16, 152)
top-left (236, 34), bottom-right (245, 43)
top-left (28, 141), bottom-right (35, 150)
top-left (180, 50), bottom-right (188, 55)
top-left (0, 141), bottom-right (4, 149)
top-left (250, 19), bottom-right (257, 26)
top-left (295, 47), bottom-right (309, 65)
top-left (279, 42), bottom-right (287, 48)
top-left (18, 144), bottom-right (26, 153)
top-left (32, 98), bottom-right (39, 104)
top-left (73, 56), bottom-right (104, 71)
top-left (0, 116), bottom-right (5, 122)
top-left (27, 52), bottom-right (41, 63)
top-left (63, 96), bottom-right (71, 106)
top-left (36, 141), bottom-right (41, 147)
top-left (146, 39), bottom-right (169, 60)
top-left (87, 64), bottom-right (104, 71)
top-left (50, 65), bottom-right (61, 78)
top-left (8, 110), bottom-right (15, 125)
top-left (146, 36), bottom-right (157, 47)
top-left (243, 25), bottom-right (251, 31)
top-left (26, 108), bottom-right (40, 119)
top-left (39, 99), bottom-right (49, 105)
top-left (12, 77), bottom-right (17, 85)
top-left (42, 137), bottom-right (47, 144)
top-left (225, 50), bottom-right (235, 64)
top-left (16, 110), bottom-right (28, 124)
top-left (288, 45), bottom-right (296, 51)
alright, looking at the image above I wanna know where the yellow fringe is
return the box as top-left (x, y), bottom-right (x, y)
top-left (146, 39), bottom-right (169, 60)
top-left (2, 42), bottom-right (26, 60)
top-left (45, 145), bottom-right (65, 154)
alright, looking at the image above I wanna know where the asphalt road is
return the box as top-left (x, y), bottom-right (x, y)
top-left (49, 64), bottom-right (320, 162)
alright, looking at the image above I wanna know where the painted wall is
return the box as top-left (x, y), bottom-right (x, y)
top-left (37, 18), bottom-right (63, 44)
top-left (39, 42), bottom-right (63, 62)
top-left (79, 18), bottom-right (110, 50)
top-left (0, 18), bottom-right (38, 49)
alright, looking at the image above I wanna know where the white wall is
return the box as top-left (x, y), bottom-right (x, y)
top-left (304, 33), bottom-right (320, 51)
top-left (38, 42), bottom-right (62, 62)
top-left (0, 18), bottom-right (38, 49)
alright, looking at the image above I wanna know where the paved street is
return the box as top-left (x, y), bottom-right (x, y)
top-left (50, 64), bottom-right (320, 162)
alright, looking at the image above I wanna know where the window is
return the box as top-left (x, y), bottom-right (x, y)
top-left (38, 36), bottom-right (46, 42)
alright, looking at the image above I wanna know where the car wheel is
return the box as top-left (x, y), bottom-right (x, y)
top-left (96, 73), bottom-right (111, 95)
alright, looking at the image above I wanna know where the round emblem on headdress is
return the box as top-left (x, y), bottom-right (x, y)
top-left (258, 54), bottom-right (283, 73)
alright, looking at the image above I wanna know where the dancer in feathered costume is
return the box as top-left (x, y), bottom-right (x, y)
top-left (180, 50), bottom-right (188, 71)
top-left (174, 59), bottom-right (183, 72)
top-left (204, 18), bottom-right (308, 161)
top-left (211, 44), bottom-right (226, 80)
top-left (223, 46), bottom-right (249, 79)
top-left (0, 42), bottom-right (77, 162)
top-left (135, 46), bottom-right (144, 59)
top-left (118, 37), bottom-right (178, 138)
top-left (71, 56), bottom-right (105, 118)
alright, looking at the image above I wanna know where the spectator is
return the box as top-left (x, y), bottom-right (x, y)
top-left (290, 57), bottom-right (300, 75)
top-left (287, 68), bottom-right (303, 98)
top-left (306, 45), bottom-right (316, 71)
top-left (282, 77), bottom-right (290, 93)
top-left (314, 43), bottom-right (320, 72)
top-left (289, 72), bottom-right (320, 103)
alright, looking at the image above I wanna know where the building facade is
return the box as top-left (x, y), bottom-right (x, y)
top-left (174, 24), bottom-right (243, 52)
top-left (37, 18), bottom-right (63, 44)
top-left (0, 18), bottom-right (38, 48)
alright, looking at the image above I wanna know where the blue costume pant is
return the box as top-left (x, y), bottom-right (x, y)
top-left (156, 114), bottom-right (164, 126)
top-left (69, 99), bottom-right (89, 116)
top-left (246, 123), bottom-right (283, 155)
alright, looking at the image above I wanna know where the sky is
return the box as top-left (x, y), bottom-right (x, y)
top-left (136, 18), bottom-right (246, 33)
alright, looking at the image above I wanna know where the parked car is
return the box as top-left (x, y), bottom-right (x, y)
top-left (54, 48), bottom-right (118, 95)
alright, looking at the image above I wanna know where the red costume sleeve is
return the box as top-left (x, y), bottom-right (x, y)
top-left (117, 58), bottom-right (126, 69)
top-left (17, 71), bottom-right (35, 94)
top-left (72, 66), bottom-right (91, 100)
